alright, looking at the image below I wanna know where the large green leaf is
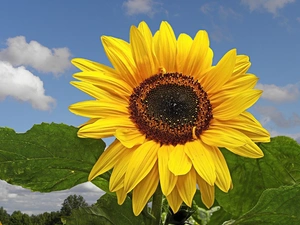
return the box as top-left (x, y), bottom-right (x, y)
top-left (216, 136), bottom-right (300, 218)
top-left (62, 194), bottom-right (147, 225)
top-left (233, 184), bottom-right (300, 225)
top-left (192, 190), bottom-right (232, 225)
top-left (0, 123), bottom-right (107, 192)
top-left (92, 175), bottom-right (112, 194)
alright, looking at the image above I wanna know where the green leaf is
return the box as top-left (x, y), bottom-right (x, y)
top-left (62, 194), bottom-right (147, 225)
top-left (92, 175), bottom-right (112, 194)
top-left (193, 190), bottom-right (232, 225)
top-left (233, 184), bottom-right (300, 225)
top-left (216, 136), bottom-right (300, 218)
top-left (208, 207), bottom-right (232, 225)
top-left (0, 123), bottom-right (107, 192)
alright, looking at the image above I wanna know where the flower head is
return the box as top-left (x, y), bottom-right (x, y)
top-left (69, 21), bottom-right (270, 216)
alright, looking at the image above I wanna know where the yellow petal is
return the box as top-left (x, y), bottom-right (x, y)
top-left (130, 26), bottom-right (155, 81)
top-left (158, 146), bottom-right (178, 196)
top-left (213, 89), bottom-right (262, 121)
top-left (176, 33), bottom-right (193, 73)
top-left (168, 144), bottom-right (192, 176)
top-left (69, 100), bottom-right (128, 118)
top-left (124, 141), bottom-right (159, 192)
top-left (232, 55), bottom-right (250, 76)
top-left (137, 21), bottom-right (153, 49)
top-left (209, 147), bottom-right (232, 192)
top-left (204, 47), bottom-right (214, 72)
top-left (153, 30), bottom-right (160, 63)
top-left (78, 117), bottom-right (134, 139)
top-left (236, 112), bottom-right (270, 142)
top-left (201, 49), bottom-right (237, 94)
top-left (209, 74), bottom-right (259, 108)
top-left (222, 74), bottom-right (258, 92)
top-left (184, 141), bottom-right (216, 186)
top-left (242, 111), bottom-right (263, 125)
top-left (137, 22), bottom-right (159, 76)
top-left (156, 21), bottom-right (176, 72)
top-left (70, 81), bottom-right (129, 104)
top-left (78, 118), bottom-right (98, 128)
top-left (213, 113), bottom-right (270, 143)
top-left (176, 167), bottom-right (196, 207)
top-left (73, 71), bottom-right (132, 98)
top-left (235, 55), bottom-right (249, 64)
top-left (88, 139), bottom-right (125, 180)
top-left (201, 123), bottom-right (247, 148)
top-left (116, 187), bottom-right (127, 205)
top-left (115, 128), bottom-right (146, 148)
top-left (71, 58), bottom-right (118, 77)
top-left (197, 174), bottom-right (215, 208)
top-left (166, 187), bottom-right (183, 213)
top-left (183, 30), bottom-right (211, 77)
top-left (101, 36), bottom-right (138, 87)
top-left (132, 162), bottom-right (159, 216)
top-left (226, 137), bottom-right (264, 158)
top-left (109, 147), bottom-right (135, 192)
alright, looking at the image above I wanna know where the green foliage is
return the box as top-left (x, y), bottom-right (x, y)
top-left (207, 136), bottom-right (300, 224)
top-left (0, 196), bottom-right (91, 225)
top-left (0, 207), bottom-right (10, 224)
top-left (233, 184), bottom-right (300, 225)
top-left (62, 194), bottom-right (147, 225)
top-left (0, 123), bottom-right (107, 192)
top-left (0, 123), bottom-right (300, 225)
top-left (192, 191), bottom-right (231, 225)
top-left (0, 208), bottom-right (63, 225)
top-left (8, 211), bottom-right (32, 225)
top-left (60, 194), bottom-right (88, 216)
top-left (207, 206), bottom-right (232, 225)
top-left (91, 175), bottom-right (112, 194)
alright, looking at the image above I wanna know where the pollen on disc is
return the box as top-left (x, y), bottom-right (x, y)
top-left (129, 73), bottom-right (213, 146)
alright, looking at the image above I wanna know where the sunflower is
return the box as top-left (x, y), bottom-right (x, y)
top-left (69, 21), bottom-right (270, 216)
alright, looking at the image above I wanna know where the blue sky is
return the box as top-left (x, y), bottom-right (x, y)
top-left (0, 0), bottom-right (300, 215)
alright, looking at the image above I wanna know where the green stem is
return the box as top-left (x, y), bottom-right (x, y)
top-left (151, 186), bottom-right (163, 225)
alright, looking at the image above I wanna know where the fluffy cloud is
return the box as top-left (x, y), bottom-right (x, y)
top-left (256, 83), bottom-right (299, 103)
top-left (0, 180), bottom-right (104, 215)
top-left (218, 5), bottom-right (242, 20)
top-left (123, 0), bottom-right (155, 16)
top-left (200, 3), bottom-right (213, 14)
top-left (200, 3), bottom-right (241, 20)
top-left (241, 0), bottom-right (295, 14)
top-left (256, 105), bottom-right (300, 128)
top-left (0, 61), bottom-right (55, 111)
top-left (0, 36), bottom-right (71, 76)
top-left (268, 130), bottom-right (300, 143)
top-left (199, 3), bottom-right (241, 42)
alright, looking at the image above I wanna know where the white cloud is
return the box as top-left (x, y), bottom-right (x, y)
top-left (256, 105), bottom-right (300, 128)
top-left (0, 180), bottom-right (104, 215)
top-left (297, 17), bottom-right (300, 23)
top-left (0, 36), bottom-right (71, 76)
top-left (218, 5), bottom-right (242, 20)
top-left (123, 0), bottom-right (155, 16)
top-left (0, 61), bottom-right (55, 111)
top-left (241, 0), bottom-right (295, 14)
top-left (199, 3), bottom-right (241, 42)
top-left (269, 130), bottom-right (300, 143)
top-left (256, 83), bottom-right (299, 103)
top-left (200, 3), bottom-right (213, 14)
top-left (209, 24), bottom-right (232, 42)
top-left (200, 3), bottom-right (241, 19)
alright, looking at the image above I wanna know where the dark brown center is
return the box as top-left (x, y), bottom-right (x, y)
top-left (129, 73), bottom-right (213, 145)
